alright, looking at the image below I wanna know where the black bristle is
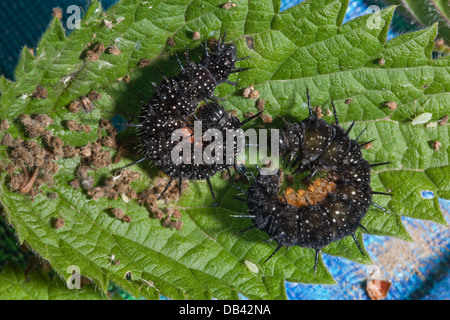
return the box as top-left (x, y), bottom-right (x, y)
top-left (264, 244), bottom-right (283, 263)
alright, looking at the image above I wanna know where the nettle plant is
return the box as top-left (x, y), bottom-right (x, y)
top-left (0, 0), bottom-right (448, 300)
top-left (375, 0), bottom-right (450, 45)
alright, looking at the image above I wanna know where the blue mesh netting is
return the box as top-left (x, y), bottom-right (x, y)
top-left (0, 0), bottom-right (448, 300)
top-left (0, 0), bottom-right (119, 79)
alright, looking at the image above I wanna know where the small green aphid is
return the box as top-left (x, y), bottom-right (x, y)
top-left (244, 259), bottom-right (259, 274)
top-left (412, 113), bottom-right (432, 125)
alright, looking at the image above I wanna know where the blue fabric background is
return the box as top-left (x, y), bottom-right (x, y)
top-left (0, 0), bottom-right (118, 79)
top-left (0, 0), bottom-right (448, 300)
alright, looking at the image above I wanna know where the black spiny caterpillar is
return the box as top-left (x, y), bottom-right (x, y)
top-left (141, 32), bottom-right (247, 121)
top-left (125, 32), bottom-right (257, 199)
top-left (234, 89), bottom-right (392, 275)
top-left (139, 101), bottom-right (255, 198)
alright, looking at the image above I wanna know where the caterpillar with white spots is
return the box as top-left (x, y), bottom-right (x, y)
top-left (124, 32), bottom-right (258, 199)
top-left (234, 89), bottom-right (392, 274)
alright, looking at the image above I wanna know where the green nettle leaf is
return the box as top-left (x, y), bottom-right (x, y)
top-left (0, 262), bottom-right (112, 300)
top-left (0, 0), bottom-right (448, 300)
top-left (377, 0), bottom-right (450, 44)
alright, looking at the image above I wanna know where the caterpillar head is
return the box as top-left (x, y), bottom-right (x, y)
top-left (201, 41), bottom-right (238, 85)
